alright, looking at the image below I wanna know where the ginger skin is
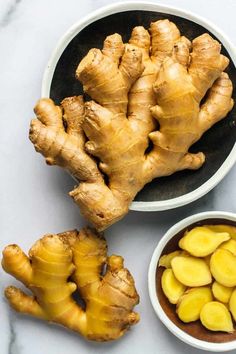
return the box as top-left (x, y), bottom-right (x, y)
top-left (29, 20), bottom-right (234, 230)
top-left (2, 228), bottom-right (139, 341)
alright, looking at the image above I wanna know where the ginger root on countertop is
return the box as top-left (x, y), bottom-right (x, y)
top-left (29, 19), bottom-right (234, 230)
top-left (2, 228), bottom-right (139, 341)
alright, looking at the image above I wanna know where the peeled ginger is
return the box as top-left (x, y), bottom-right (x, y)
top-left (177, 287), bottom-right (212, 323)
top-left (159, 251), bottom-right (183, 268)
top-left (171, 256), bottom-right (212, 287)
top-left (200, 301), bottom-right (233, 333)
top-left (212, 281), bottom-right (233, 303)
top-left (161, 269), bottom-right (186, 304)
top-left (219, 239), bottom-right (236, 256)
top-left (210, 249), bottom-right (236, 287)
top-left (159, 224), bottom-right (236, 334)
top-left (179, 227), bottom-right (230, 257)
top-left (229, 289), bottom-right (236, 321)
top-left (206, 225), bottom-right (236, 240)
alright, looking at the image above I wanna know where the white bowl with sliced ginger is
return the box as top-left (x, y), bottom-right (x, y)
top-left (148, 211), bottom-right (236, 352)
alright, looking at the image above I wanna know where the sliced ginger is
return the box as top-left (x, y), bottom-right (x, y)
top-left (179, 226), bottom-right (230, 257)
top-left (177, 287), bottom-right (212, 323)
top-left (207, 225), bottom-right (236, 240)
top-left (210, 249), bottom-right (236, 287)
top-left (200, 301), bottom-right (233, 332)
top-left (159, 250), bottom-right (184, 268)
top-left (29, 19), bottom-right (234, 230)
top-left (2, 228), bottom-right (139, 341)
top-left (219, 239), bottom-right (236, 256)
top-left (212, 281), bottom-right (233, 303)
top-left (161, 269), bottom-right (186, 304)
top-left (229, 289), bottom-right (236, 321)
top-left (171, 256), bottom-right (212, 287)
top-left (160, 224), bottom-right (236, 333)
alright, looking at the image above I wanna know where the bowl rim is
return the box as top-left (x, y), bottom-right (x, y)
top-left (148, 211), bottom-right (236, 352)
top-left (41, 1), bottom-right (236, 212)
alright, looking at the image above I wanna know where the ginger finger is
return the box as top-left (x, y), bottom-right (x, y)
top-left (5, 286), bottom-right (47, 319)
top-left (102, 33), bottom-right (124, 64)
top-left (2, 245), bottom-right (32, 285)
top-left (199, 73), bottom-right (234, 131)
top-left (172, 36), bottom-right (191, 67)
top-left (149, 19), bottom-right (180, 60)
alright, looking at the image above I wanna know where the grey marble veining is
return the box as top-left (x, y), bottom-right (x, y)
top-left (0, 0), bottom-right (236, 353)
top-left (0, 0), bottom-right (22, 27)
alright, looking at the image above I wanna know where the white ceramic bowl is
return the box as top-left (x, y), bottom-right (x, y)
top-left (41, 2), bottom-right (236, 212)
top-left (148, 211), bottom-right (236, 352)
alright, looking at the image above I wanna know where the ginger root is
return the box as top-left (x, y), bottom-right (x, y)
top-left (29, 20), bottom-right (234, 230)
top-left (2, 228), bottom-right (139, 341)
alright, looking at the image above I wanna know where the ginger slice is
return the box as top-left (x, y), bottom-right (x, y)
top-left (210, 249), bottom-right (236, 287)
top-left (200, 301), bottom-right (233, 332)
top-left (178, 226), bottom-right (230, 257)
top-left (229, 289), bottom-right (236, 321)
top-left (159, 251), bottom-right (184, 268)
top-left (2, 228), bottom-right (139, 341)
top-left (212, 281), bottom-right (233, 303)
top-left (161, 269), bottom-right (186, 304)
top-left (171, 256), bottom-right (212, 287)
top-left (177, 287), bottom-right (212, 323)
top-left (219, 239), bottom-right (236, 256)
top-left (207, 225), bottom-right (236, 240)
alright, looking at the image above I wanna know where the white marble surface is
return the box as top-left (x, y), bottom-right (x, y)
top-left (0, 0), bottom-right (236, 353)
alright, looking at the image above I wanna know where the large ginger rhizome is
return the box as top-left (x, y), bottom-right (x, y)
top-left (30, 19), bottom-right (234, 230)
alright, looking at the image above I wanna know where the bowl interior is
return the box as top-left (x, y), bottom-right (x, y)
top-left (156, 218), bottom-right (236, 343)
top-left (50, 10), bottom-right (236, 203)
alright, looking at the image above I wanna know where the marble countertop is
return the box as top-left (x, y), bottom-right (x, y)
top-left (1, 0), bottom-right (236, 353)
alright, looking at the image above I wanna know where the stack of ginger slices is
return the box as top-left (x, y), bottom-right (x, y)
top-left (159, 225), bottom-right (236, 333)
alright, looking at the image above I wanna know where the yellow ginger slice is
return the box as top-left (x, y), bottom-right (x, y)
top-left (159, 251), bottom-right (183, 268)
top-left (161, 269), bottom-right (186, 304)
top-left (200, 301), bottom-right (233, 332)
top-left (171, 256), bottom-right (212, 287)
top-left (178, 226), bottom-right (230, 257)
top-left (229, 289), bottom-right (236, 321)
top-left (177, 287), bottom-right (212, 322)
top-left (210, 249), bottom-right (236, 287)
top-left (219, 239), bottom-right (236, 256)
top-left (212, 281), bottom-right (233, 303)
top-left (207, 225), bottom-right (236, 240)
